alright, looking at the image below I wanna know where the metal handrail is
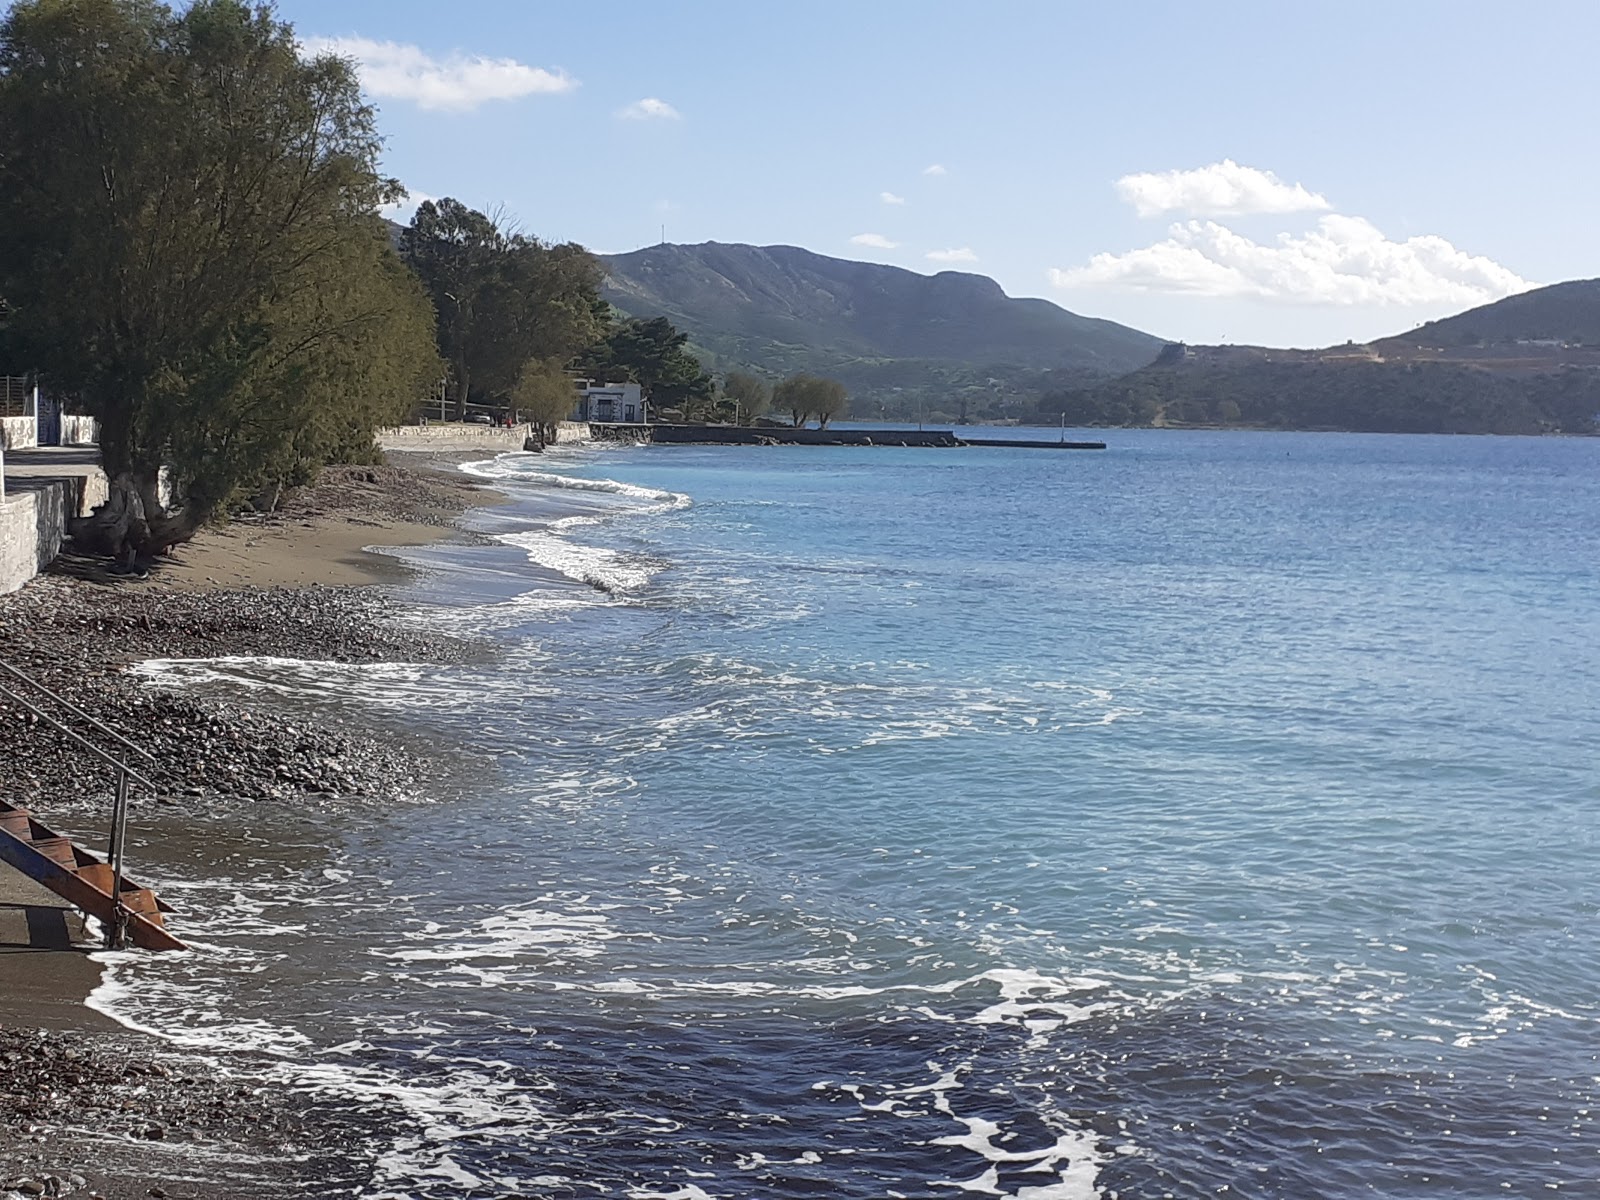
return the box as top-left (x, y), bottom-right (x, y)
top-left (0, 680), bottom-right (161, 793)
top-left (0, 661), bottom-right (158, 766)
top-left (0, 657), bottom-right (163, 948)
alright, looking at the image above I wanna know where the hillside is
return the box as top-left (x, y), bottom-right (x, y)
top-left (1375, 279), bottom-right (1600, 351)
top-left (1043, 280), bottom-right (1600, 435)
top-left (600, 242), bottom-right (1163, 417)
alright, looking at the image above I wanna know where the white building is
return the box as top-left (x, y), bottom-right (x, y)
top-left (572, 379), bottom-right (646, 424)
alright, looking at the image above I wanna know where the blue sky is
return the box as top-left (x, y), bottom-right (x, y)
top-left (281, 0), bottom-right (1600, 348)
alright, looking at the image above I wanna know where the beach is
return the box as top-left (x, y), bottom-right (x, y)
top-left (3, 431), bottom-right (1598, 1198)
top-left (0, 451), bottom-right (500, 1198)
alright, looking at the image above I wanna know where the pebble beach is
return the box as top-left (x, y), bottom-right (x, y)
top-left (0, 453), bottom-right (500, 1199)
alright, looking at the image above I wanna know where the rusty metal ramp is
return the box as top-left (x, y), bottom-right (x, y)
top-left (0, 660), bottom-right (185, 951)
top-left (0, 802), bottom-right (183, 951)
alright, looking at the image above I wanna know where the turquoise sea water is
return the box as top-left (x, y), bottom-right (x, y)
top-left (104, 430), bottom-right (1600, 1197)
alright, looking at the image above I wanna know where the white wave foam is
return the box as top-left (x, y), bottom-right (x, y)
top-left (461, 459), bottom-right (690, 515)
top-left (455, 459), bottom-right (689, 597)
top-left (500, 528), bottom-right (661, 595)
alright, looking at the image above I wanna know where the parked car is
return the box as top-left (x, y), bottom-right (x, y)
top-left (465, 413), bottom-right (493, 424)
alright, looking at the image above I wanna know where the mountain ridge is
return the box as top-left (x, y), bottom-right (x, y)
top-left (1044, 279), bottom-right (1600, 435)
top-left (599, 241), bottom-right (1164, 415)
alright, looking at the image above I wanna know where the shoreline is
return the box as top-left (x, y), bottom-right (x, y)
top-left (0, 447), bottom-right (520, 1196)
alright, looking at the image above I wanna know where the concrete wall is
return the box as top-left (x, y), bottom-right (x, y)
top-left (375, 423), bottom-right (534, 451)
top-left (0, 468), bottom-right (108, 595)
top-left (0, 416), bottom-right (37, 451)
top-left (553, 421), bottom-right (592, 443)
top-left (59, 415), bottom-right (98, 446)
top-left (376, 422), bottom-right (592, 451)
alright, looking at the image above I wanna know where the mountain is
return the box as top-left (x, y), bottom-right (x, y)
top-left (1376, 279), bottom-right (1600, 351)
top-left (599, 242), bottom-right (1163, 418)
top-left (1043, 281), bottom-right (1600, 436)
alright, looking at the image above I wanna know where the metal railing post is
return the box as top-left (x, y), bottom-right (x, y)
top-left (107, 766), bottom-right (131, 950)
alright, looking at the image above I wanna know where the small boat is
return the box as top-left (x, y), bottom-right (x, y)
top-left (0, 801), bottom-right (184, 951)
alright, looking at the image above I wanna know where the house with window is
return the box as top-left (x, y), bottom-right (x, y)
top-left (572, 379), bottom-right (646, 424)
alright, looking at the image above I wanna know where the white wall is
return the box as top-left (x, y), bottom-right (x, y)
top-left (0, 468), bottom-right (109, 594)
top-left (0, 416), bottom-right (37, 451)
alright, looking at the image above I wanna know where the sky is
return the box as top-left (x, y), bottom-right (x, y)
top-left (278, 0), bottom-right (1600, 348)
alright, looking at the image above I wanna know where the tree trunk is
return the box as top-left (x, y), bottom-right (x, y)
top-left (453, 356), bottom-right (471, 422)
top-left (71, 469), bottom-right (200, 569)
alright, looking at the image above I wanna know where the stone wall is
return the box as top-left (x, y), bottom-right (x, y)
top-left (375, 423), bottom-right (534, 451)
top-left (0, 468), bottom-right (108, 595)
top-left (375, 422), bottom-right (593, 452)
top-left (0, 416), bottom-right (37, 451)
top-left (59, 415), bottom-right (98, 446)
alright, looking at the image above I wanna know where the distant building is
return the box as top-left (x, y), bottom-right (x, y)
top-left (572, 379), bottom-right (646, 424)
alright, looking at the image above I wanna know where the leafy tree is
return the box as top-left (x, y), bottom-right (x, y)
top-left (722, 371), bottom-right (770, 424)
top-left (810, 377), bottom-right (848, 428)
top-left (578, 314), bottom-right (713, 416)
top-left (0, 0), bottom-right (439, 561)
top-left (772, 375), bottom-right (812, 427)
top-left (402, 200), bottom-right (604, 419)
top-left (772, 373), bottom-right (848, 428)
top-left (512, 357), bottom-right (578, 443)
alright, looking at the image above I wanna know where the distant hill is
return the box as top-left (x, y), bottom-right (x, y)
top-left (1044, 280), bottom-right (1600, 436)
top-left (1376, 279), bottom-right (1600, 351)
top-left (599, 242), bottom-right (1163, 418)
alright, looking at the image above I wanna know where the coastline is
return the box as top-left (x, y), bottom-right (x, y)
top-left (0, 447), bottom-right (513, 1197)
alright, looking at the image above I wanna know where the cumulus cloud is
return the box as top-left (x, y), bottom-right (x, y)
top-left (302, 35), bottom-right (574, 112)
top-left (619, 97), bottom-right (681, 121)
top-left (1116, 159), bottom-right (1330, 219)
top-left (926, 247), bottom-right (978, 264)
top-left (1050, 215), bottom-right (1534, 307)
top-left (923, 163), bottom-right (947, 176)
top-left (380, 186), bottom-right (440, 222)
top-left (880, 191), bottom-right (907, 206)
top-left (850, 233), bottom-right (899, 250)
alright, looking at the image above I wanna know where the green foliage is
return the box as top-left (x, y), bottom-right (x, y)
top-left (512, 357), bottom-right (578, 434)
top-left (772, 373), bottom-right (848, 428)
top-left (0, 0), bottom-right (439, 537)
top-left (577, 314), bottom-right (713, 416)
top-left (721, 370), bottom-right (770, 424)
top-left (402, 199), bottom-right (604, 417)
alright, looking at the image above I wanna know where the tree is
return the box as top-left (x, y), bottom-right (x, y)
top-left (722, 371), bottom-right (769, 424)
top-left (0, 0), bottom-right (439, 560)
top-left (512, 358), bottom-right (578, 443)
top-left (577, 314), bottom-right (713, 417)
top-left (402, 200), bottom-right (604, 420)
top-left (772, 373), bottom-right (848, 428)
top-left (773, 375), bottom-right (812, 427)
top-left (810, 377), bottom-right (848, 428)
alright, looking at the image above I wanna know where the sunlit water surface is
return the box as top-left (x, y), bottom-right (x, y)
top-left (98, 429), bottom-right (1600, 1198)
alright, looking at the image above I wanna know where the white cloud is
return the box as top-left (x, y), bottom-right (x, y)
top-left (850, 233), bottom-right (899, 250)
top-left (380, 186), bottom-right (440, 222)
top-left (926, 247), bottom-right (978, 264)
top-left (302, 35), bottom-right (574, 112)
top-left (922, 163), bottom-right (947, 176)
top-left (1116, 159), bottom-right (1330, 219)
top-left (880, 191), bottom-right (907, 206)
top-left (1050, 214), bottom-right (1534, 307)
top-left (619, 97), bottom-right (681, 121)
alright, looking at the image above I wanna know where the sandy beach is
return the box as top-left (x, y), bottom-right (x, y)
top-left (0, 448), bottom-right (504, 1197)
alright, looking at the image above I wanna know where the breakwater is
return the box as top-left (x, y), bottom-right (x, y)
top-left (594, 423), bottom-right (1105, 449)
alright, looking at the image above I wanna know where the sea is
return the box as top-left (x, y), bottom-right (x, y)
top-left (91, 428), bottom-right (1600, 1198)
